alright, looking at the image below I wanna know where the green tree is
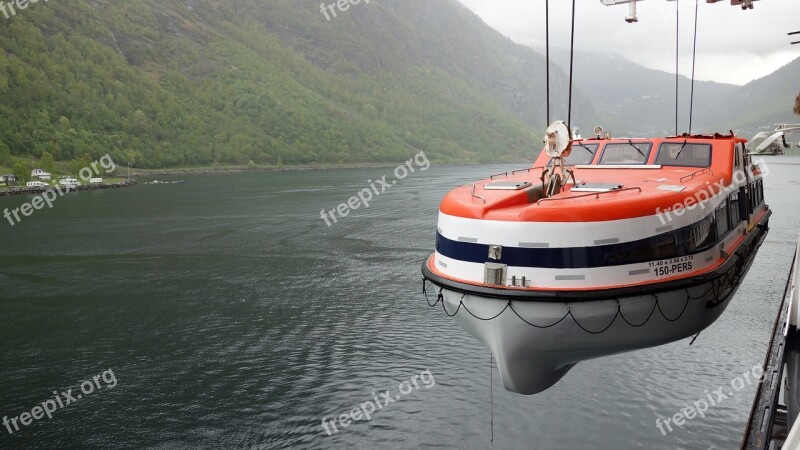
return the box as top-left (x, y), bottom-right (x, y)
top-left (39, 151), bottom-right (56, 174)
top-left (12, 160), bottom-right (30, 184)
top-left (68, 155), bottom-right (92, 175)
top-left (0, 142), bottom-right (10, 167)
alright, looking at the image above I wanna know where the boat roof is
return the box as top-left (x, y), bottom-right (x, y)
top-left (440, 134), bottom-right (757, 222)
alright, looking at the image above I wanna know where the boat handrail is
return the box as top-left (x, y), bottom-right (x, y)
top-left (490, 172), bottom-right (508, 180)
top-left (511, 166), bottom-right (546, 175)
top-left (574, 164), bottom-right (661, 169)
top-left (679, 167), bottom-right (713, 182)
top-left (535, 186), bottom-right (642, 205)
top-left (471, 184), bottom-right (486, 204)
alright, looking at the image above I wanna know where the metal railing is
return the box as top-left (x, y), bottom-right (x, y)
top-left (535, 186), bottom-right (642, 205)
top-left (679, 167), bottom-right (712, 183)
top-left (471, 184), bottom-right (486, 204)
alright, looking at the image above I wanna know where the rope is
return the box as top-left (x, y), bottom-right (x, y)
top-left (655, 292), bottom-right (691, 322)
top-left (675, 0), bottom-right (680, 136)
top-left (423, 252), bottom-right (747, 334)
top-left (688, 0), bottom-right (699, 134)
top-left (545, 0), bottom-right (550, 126)
top-left (618, 297), bottom-right (659, 327)
top-left (490, 353), bottom-right (494, 446)
top-left (509, 304), bottom-right (571, 328)
top-left (425, 282), bottom-right (701, 333)
top-left (567, 0), bottom-right (576, 131)
top-left (686, 282), bottom-right (716, 300)
top-left (568, 306), bottom-right (619, 334)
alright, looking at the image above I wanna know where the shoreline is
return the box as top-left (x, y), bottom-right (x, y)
top-left (125, 162), bottom-right (439, 176)
top-left (0, 180), bottom-right (137, 198)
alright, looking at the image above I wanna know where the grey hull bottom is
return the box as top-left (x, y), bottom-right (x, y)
top-left (441, 275), bottom-right (741, 395)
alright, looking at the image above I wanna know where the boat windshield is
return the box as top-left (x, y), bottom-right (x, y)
top-left (655, 142), bottom-right (712, 168)
top-left (548, 143), bottom-right (598, 167)
top-left (598, 142), bottom-right (653, 165)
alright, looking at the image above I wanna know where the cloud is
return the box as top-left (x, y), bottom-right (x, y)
top-left (457, 0), bottom-right (800, 85)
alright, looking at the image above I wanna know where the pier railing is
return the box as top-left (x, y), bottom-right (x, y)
top-left (741, 232), bottom-right (799, 449)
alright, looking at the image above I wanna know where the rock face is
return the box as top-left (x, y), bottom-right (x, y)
top-left (0, 180), bottom-right (137, 197)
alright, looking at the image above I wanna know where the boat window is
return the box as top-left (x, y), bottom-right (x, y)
top-left (749, 181), bottom-right (763, 209)
top-left (687, 216), bottom-right (716, 253)
top-left (605, 234), bottom-right (677, 265)
top-left (715, 201), bottom-right (730, 239)
top-left (654, 143), bottom-right (712, 168)
top-left (735, 143), bottom-right (744, 169)
top-left (548, 143), bottom-right (598, 167)
top-left (729, 193), bottom-right (740, 225)
top-left (598, 142), bottom-right (652, 165)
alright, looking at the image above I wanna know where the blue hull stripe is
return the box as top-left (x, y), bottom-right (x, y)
top-left (436, 215), bottom-right (724, 269)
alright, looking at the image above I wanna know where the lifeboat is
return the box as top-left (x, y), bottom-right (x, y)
top-left (421, 122), bottom-right (771, 395)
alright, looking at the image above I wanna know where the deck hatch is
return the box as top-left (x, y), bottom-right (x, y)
top-left (571, 183), bottom-right (623, 192)
top-left (656, 185), bottom-right (686, 193)
top-left (484, 181), bottom-right (533, 190)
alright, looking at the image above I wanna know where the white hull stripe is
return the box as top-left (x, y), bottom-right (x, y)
top-left (433, 221), bottom-right (748, 289)
top-left (437, 192), bottom-right (728, 248)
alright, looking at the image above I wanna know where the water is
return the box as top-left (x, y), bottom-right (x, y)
top-left (0, 157), bottom-right (798, 449)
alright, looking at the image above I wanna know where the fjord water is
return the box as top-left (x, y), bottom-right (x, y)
top-left (0, 157), bottom-right (798, 449)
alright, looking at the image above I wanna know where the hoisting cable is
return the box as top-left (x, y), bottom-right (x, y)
top-left (567, 0), bottom-right (576, 131)
top-left (545, 0), bottom-right (550, 126)
top-left (490, 352), bottom-right (494, 446)
top-left (675, 0), bottom-right (680, 136)
top-left (688, 0), bottom-right (699, 135)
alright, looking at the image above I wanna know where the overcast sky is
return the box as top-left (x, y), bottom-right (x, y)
top-left (457, 0), bottom-right (800, 86)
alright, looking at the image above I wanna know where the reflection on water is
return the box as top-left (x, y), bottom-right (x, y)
top-left (0, 157), bottom-right (798, 449)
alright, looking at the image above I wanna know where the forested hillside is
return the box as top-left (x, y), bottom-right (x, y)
top-left (710, 57), bottom-right (800, 135)
top-left (0, 0), bottom-right (600, 169)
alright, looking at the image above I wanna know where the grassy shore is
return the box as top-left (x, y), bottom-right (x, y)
top-left (123, 161), bottom-right (438, 176)
top-left (0, 177), bottom-right (132, 195)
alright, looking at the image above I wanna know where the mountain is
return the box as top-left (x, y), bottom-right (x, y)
top-left (0, 0), bottom-right (601, 169)
top-left (706, 57), bottom-right (800, 136)
top-left (553, 51), bottom-right (738, 136)
top-left (553, 51), bottom-right (799, 139)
